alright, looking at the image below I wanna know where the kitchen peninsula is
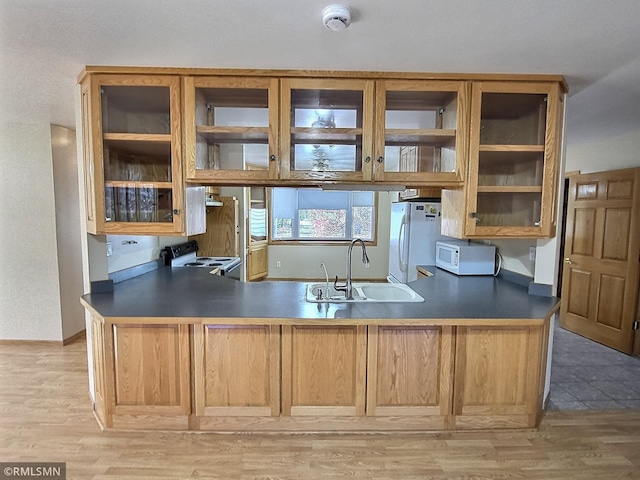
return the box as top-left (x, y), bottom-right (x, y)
top-left (81, 267), bottom-right (559, 433)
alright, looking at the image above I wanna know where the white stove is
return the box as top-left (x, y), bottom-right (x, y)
top-left (164, 241), bottom-right (241, 278)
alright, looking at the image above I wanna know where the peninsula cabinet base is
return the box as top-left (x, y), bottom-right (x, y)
top-left (85, 309), bottom-right (551, 433)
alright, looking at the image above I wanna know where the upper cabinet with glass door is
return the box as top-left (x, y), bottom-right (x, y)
top-left (183, 77), bottom-right (279, 183)
top-left (373, 80), bottom-right (469, 186)
top-left (81, 74), bottom-right (186, 235)
top-left (280, 78), bottom-right (375, 183)
top-left (443, 81), bottom-right (563, 238)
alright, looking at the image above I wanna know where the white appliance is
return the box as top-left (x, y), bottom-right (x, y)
top-left (163, 240), bottom-right (241, 279)
top-left (435, 241), bottom-right (496, 275)
top-left (388, 201), bottom-right (447, 283)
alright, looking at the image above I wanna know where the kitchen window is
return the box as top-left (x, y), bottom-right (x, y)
top-left (271, 188), bottom-right (375, 242)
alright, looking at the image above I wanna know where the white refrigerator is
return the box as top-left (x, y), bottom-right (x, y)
top-left (388, 201), bottom-right (446, 283)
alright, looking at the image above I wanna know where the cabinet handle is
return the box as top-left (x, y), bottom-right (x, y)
top-left (377, 156), bottom-right (384, 163)
top-left (270, 154), bottom-right (276, 162)
top-left (469, 212), bottom-right (480, 223)
top-left (364, 156), bottom-right (371, 163)
top-left (564, 257), bottom-right (573, 265)
top-left (173, 209), bottom-right (180, 215)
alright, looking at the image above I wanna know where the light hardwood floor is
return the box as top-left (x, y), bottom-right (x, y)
top-left (1, 338), bottom-right (640, 479)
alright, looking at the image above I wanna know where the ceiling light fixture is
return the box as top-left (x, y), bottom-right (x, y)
top-left (322, 5), bottom-right (352, 31)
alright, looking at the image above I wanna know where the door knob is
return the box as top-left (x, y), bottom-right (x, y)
top-left (564, 257), bottom-right (573, 264)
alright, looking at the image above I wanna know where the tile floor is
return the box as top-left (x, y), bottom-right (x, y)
top-left (547, 321), bottom-right (640, 410)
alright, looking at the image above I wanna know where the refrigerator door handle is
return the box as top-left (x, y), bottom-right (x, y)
top-left (399, 215), bottom-right (408, 273)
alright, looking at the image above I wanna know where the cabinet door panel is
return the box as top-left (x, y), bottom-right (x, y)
top-left (248, 244), bottom-right (268, 281)
top-left (184, 76), bottom-right (279, 182)
top-left (444, 81), bottom-right (563, 239)
top-left (367, 326), bottom-right (453, 418)
top-left (109, 323), bottom-right (190, 415)
top-left (194, 324), bottom-right (280, 416)
top-left (375, 80), bottom-right (469, 185)
top-left (281, 325), bottom-right (367, 416)
top-left (280, 78), bottom-right (374, 182)
top-left (82, 74), bottom-right (187, 235)
top-left (453, 325), bottom-right (544, 429)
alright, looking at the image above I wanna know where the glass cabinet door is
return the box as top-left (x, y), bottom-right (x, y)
top-left (466, 82), bottom-right (562, 237)
top-left (183, 77), bottom-right (278, 182)
top-left (374, 80), bottom-right (469, 185)
top-left (280, 78), bottom-right (375, 182)
top-left (94, 75), bottom-right (183, 233)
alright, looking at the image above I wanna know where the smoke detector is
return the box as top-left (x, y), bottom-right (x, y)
top-left (322, 5), bottom-right (352, 31)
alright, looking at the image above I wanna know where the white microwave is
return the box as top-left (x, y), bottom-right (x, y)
top-left (435, 241), bottom-right (496, 275)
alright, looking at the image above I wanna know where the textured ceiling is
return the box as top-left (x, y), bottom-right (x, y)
top-left (2, 0), bottom-right (640, 143)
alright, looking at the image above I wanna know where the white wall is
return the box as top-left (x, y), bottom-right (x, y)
top-left (0, 121), bottom-right (63, 341)
top-left (106, 235), bottom-right (184, 274)
top-left (51, 125), bottom-right (85, 340)
top-left (565, 129), bottom-right (640, 174)
top-left (491, 239), bottom-right (537, 277)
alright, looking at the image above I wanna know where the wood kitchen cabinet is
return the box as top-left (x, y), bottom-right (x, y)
top-left (182, 76), bottom-right (279, 183)
top-left (374, 80), bottom-right (469, 187)
top-left (442, 81), bottom-right (564, 238)
top-left (279, 78), bottom-right (375, 183)
top-left (101, 322), bottom-right (191, 430)
top-left (366, 325), bottom-right (454, 429)
top-left (189, 196), bottom-right (239, 257)
top-left (452, 324), bottom-right (548, 429)
top-left (89, 313), bottom-right (107, 427)
top-left (184, 76), bottom-right (469, 187)
top-left (281, 325), bottom-right (367, 416)
top-left (80, 67), bottom-right (566, 240)
top-left (79, 73), bottom-right (205, 236)
top-left (247, 243), bottom-right (268, 281)
top-left (193, 324), bottom-right (280, 420)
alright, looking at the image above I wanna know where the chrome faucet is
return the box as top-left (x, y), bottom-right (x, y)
top-left (334, 238), bottom-right (370, 300)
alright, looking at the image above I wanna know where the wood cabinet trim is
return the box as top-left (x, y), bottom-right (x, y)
top-left (79, 66), bottom-right (568, 91)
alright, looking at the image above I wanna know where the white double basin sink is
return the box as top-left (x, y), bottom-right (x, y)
top-left (306, 282), bottom-right (424, 303)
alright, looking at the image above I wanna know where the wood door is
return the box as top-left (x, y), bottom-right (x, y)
top-left (560, 168), bottom-right (640, 354)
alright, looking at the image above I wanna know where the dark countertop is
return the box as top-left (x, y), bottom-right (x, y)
top-left (81, 266), bottom-right (560, 324)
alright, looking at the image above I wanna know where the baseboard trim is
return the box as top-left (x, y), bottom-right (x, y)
top-left (0, 329), bottom-right (86, 346)
top-left (0, 339), bottom-right (63, 346)
top-left (63, 329), bottom-right (86, 346)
